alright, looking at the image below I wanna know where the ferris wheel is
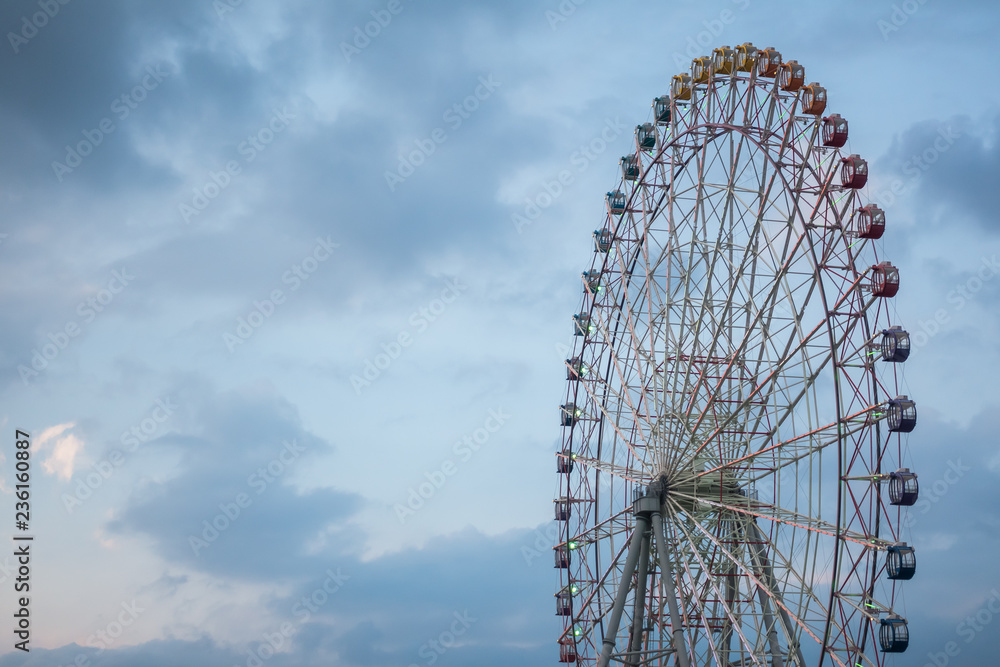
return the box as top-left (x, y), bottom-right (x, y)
top-left (554, 43), bottom-right (918, 667)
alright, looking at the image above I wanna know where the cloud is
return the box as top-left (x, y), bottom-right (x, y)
top-left (33, 421), bottom-right (73, 448)
top-left (35, 421), bottom-right (83, 480)
top-left (104, 381), bottom-right (363, 579)
top-left (878, 113), bottom-right (1000, 232)
top-left (0, 524), bottom-right (560, 667)
top-left (40, 431), bottom-right (84, 480)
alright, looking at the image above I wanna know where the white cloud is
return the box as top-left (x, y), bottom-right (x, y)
top-left (36, 422), bottom-right (84, 481)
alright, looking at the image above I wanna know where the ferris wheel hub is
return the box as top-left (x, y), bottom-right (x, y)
top-left (634, 471), bottom-right (746, 518)
top-left (631, 490), bottom-right (662, 518)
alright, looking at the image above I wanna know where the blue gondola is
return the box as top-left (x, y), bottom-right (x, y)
top-left (880, 616), bottom-right (909, 653)
top-left (573, 314), bottom-right (594, 337)
top-left (583, 271), bottom-right (602, 295)
top-left (621, 154), bottom-right (639, 181)
top-left (881, 327), bottom-right (910, 363)
top-left (636, 123), bottom-right (656, 149)
top-left (606, 191), bottom-right (626, 215)
top-left (888, 469), bottom-right (919, 506)
top-left (887, 544), bottom-right (916, 580)
top-left (653, 96), bottom-right (671, 124)
top-left (594, 228), bottom-right (612, 252)
top-left (887, 395), bottom-right (917, 432)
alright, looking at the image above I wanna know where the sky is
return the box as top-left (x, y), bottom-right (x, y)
top-left (0, 0), bottom-right (999, 665)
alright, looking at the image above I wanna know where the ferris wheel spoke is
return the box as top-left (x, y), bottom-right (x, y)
top-left (741, 214), bottom-right (810, 376)
top-left (670, 499), bottom-right (852, 667)
top-left (661, 131), bottom-right (715, 433)
top-left (661, 132), bottom-right (720, 342)
top-left (605, 238), bottom-right (659, 382)
top-left (730, 312), bottom-right (825, 461)
top-left (565, 551), bottom-right (629, 646)
top-left (668, 505), bottom-right (788, 666)
top-left (665, 529), bottom-right (726, 667)
top-left (744, 520), bottom-right (833, 667)
top-left (837, 329), bottom-right (885, 369)
top-left (635, 181), bottom-right (672, 447)
top-left (584, 315), bottom-right (658, 473)
top-left (564, 517), bottom-right (643, 637)
top-left (745, 532), bottom-right (805, 667)
top-left (674, 286), bottom-right (822, 473)
top-left (732, 366), bottom-right (903, 483)
top-left (575, 373), bottom-right (653, 473)
top-left (709, 412), bottom-right (858, 482)
top-left (613, 293), bottom-right (670, 473)
top-left (599, 241), bottom-right (680, 470)
top-left (664, 225), bottom-right (809, 471)
top-left (663, 512), bottom-right (766, 667)
top-left (741, 398), bottom-right (898, 483)
top-left (684, 252), bottom-right (887, 476)
top-left (568, 506), bottom-right (632, 550)
top-left (684, 494), bottom-right (894, 551)
top-left (575, 455), bottom-right (648, 486)
top-left (669, 178), bottom-right (802, 447)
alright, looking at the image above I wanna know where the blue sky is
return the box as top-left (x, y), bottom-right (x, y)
top-left (1, 0), bottom-right (999, 665)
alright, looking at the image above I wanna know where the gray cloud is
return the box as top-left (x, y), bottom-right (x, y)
top-left (106, 381), bottom-right (363, 579)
